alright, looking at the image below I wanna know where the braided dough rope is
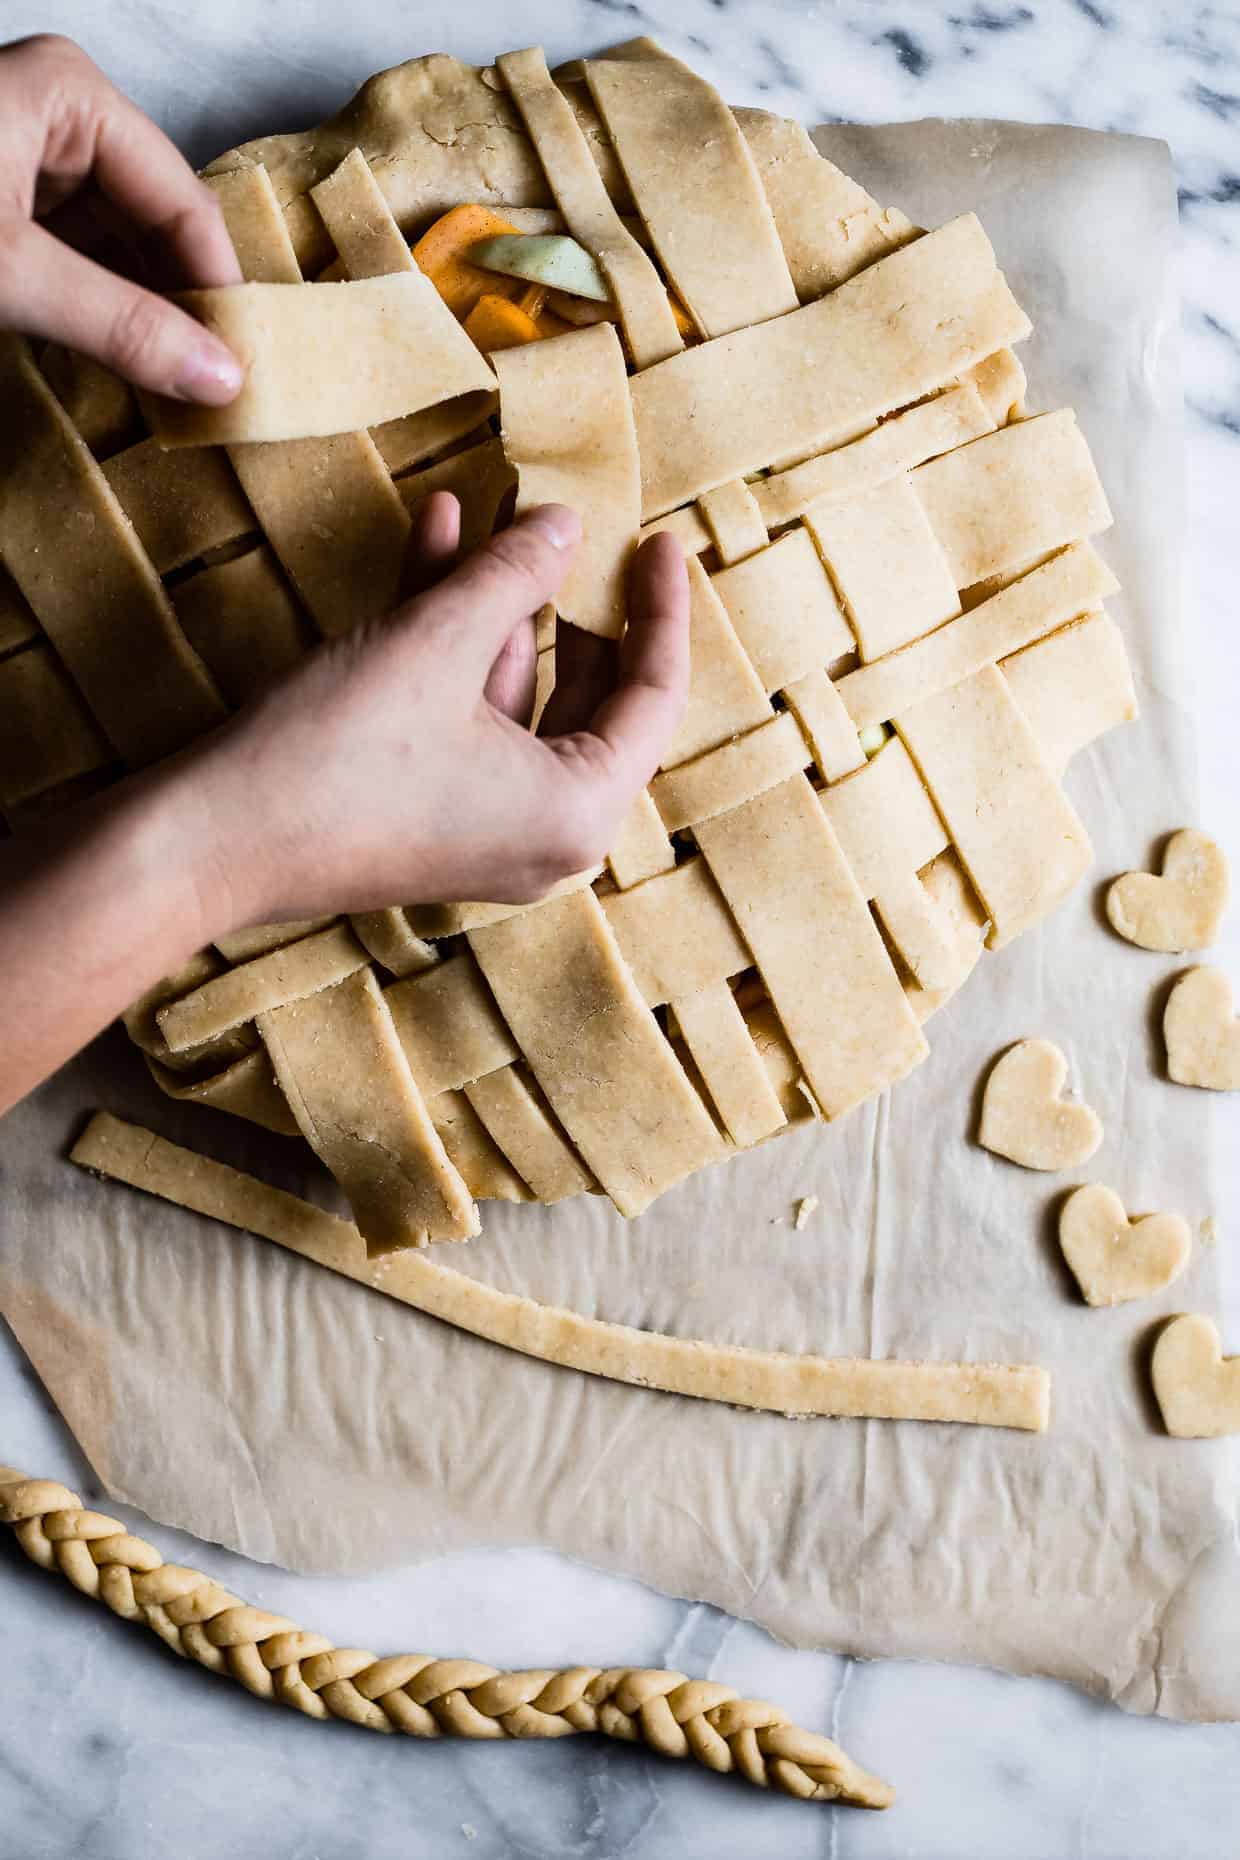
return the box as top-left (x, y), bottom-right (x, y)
top-left (0, 1467), bottom-right (892, 1809)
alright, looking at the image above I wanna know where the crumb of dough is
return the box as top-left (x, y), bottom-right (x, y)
top-left (794, 1195), bottom-right (819, 1231)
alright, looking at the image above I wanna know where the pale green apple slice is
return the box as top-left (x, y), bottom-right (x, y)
top-left (469, 233), bottom-right (611, 302)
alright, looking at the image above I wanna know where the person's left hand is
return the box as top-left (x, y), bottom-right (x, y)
top-left (0, 32), bottom-right (243, 401)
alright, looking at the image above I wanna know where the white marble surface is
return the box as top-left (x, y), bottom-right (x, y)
top-left (3, 1), bottom-right (1239, 1854)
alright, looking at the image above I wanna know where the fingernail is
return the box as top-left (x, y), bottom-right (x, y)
top-left (173, 341), bottom-right (243, 404)
top-left (524, 504), bottom-right (581, 550)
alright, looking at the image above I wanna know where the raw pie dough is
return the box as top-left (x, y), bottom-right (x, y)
top-left (1058, 1184), bottom-right (1190, 1307)
top-left (71, 1113), bottom-right (1051, 1431)
top-left (0, 44), bottom-right (1136, 1305)
top-left (1164, 967), bottom-right (1240, 1091)
top-left (1106, 828), bottom-right (1228, 953)
top-left (978, 1039), bottom-right (1104, 1172)
top-left (1151, 1314), bottom-right (1240, 1438)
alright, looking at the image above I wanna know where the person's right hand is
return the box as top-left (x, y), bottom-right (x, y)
top-left (0, 32), bottom-right (242, 401)
top-left (177, 496), bottom-right (690, 931)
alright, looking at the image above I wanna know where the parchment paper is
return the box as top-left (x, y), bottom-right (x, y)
top-left (4, 118), bottom-right (1238, 1722)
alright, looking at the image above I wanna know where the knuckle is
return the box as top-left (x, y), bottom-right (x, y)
top-left (17, 32), bottom-right (87, 74)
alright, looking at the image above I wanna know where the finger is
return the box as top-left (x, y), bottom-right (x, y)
top-left (536, 623), bottom-right (617, 739)
top-left (400, 490), bottom-right (461, 601)
top-left (395, 503), bottom-right (581, 678)
top-left (62, 48), bottom-right (241, 289)
top-left (484, 620), bottom-right (538, 725)
top-left (0, 218), bottom-right (242, 401)
top-left (8, 36), bottom-right (240, 290)
top-left (551, 530), bottom-right (690, 799)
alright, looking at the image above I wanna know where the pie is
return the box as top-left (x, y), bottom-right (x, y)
top-left (0, 39), bottom-right (1136, 1257)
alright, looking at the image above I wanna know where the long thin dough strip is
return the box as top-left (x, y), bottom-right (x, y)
top-left (146, 1049), bottom-right (300, 1138)
top-left (1001, 612), bottom-right (1137, 776)
top-left (144, 275), bottom-right (494, 448)
top-left (100, 439), bottom-right (255, 574)
top-left (651, 712), bottom-right (810, 833)
top-left (584, 46), bottom-right (798, 338)
top-left (395, 438), bottom-right (517, 557)
top-left (751, 385), bottom-right (995, 532)
top-left (606, 791), bottom-right (676, 890)
top-left (121, 952), bottom-right (231, 1060)
top-left (697, 481), bottom-right (767, 565)
top-left (0, 336), bottom-right (227, 766)
top-left (350, 909), bottom-right (438, 979)
top-left (427, 1088), bottom-right (530, 1204)
top-left (735, 109), bottom-right (918, 300)
top-left (158, 924), bottom-right (370, 1054)
top-left (694, 776), bottom-right (928, 1120)
top-left (385, 952), bottom-right (519, 1095)
top-left (496, 48), bottom-right (682, 369)
top-left (464, 1066), bottom-right (595, 1203)
top-left (469, 889), bottom-right (723, 1217)
top-left (206, 164), bottom-right (415, 640)
top-left (231, 432), bottom-right (413, 637)
top-left (310, 146), bottom-right (422, 279)
top-left (410, 866), bottom-right (602, 940)
top-left (170, 547), bottom-right (309, 705)
top-left (781, 668), bottom-right (866, 785)
top-left (632, 215), bottom-right (1030, 519)
top-left (207, 164), bottom-right (305, 281)
top-left (258, 968), bottom-right (478, 1251)
top-left (38, 343), bottom-right (139, 456)
top-left (214, 918), bottom-right (337, 963)
top-left (0, 644), bottom-right (112, 808)
top-left (671, 981), bottom-right (786, 1148)
top-left (0, 566), bottom-right (39, 656)
top-left (804, 476), bottom-right (960, 662)
top-left (492, 324), bottom-right (641, 638)
top-left (910, 409), bottom-right (1113, 588)
top-left (640, 387), bottom-right (995, 557)
top-left (659, 558), bottom-right (771, 767)
top-left (835, 541), bottom-right (1119, 730)
top-left (897, 664), bottom-right (1092, 949)
top-left (69, 1112), bottom-right (1050, 1430)
top-left (602, 858), bottom-right (751, 1008)
top-left (711, 528), bottom-right (853, 694)
top-left (370, 395), bottom-right (494, 475)
top-left (310, 146), bottom-right (498, 469)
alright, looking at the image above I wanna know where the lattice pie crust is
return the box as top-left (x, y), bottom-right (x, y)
top-left (0, 40), bottom-right (1136, 1258)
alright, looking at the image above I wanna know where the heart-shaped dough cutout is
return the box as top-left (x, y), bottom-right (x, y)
top-left (1151, 1314), bottom-right (1240, 1437)
top-left (979, 1039), bottom-right (1103, 1171)
top-left (1164, 965), bottom-right (1240, 1091)
top-left (1106, 828), bottom-right (1228, 953)
top-left (1059, 1184), bottom-right (1190, 1307)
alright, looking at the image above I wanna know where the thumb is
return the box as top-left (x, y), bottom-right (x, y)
top-left (2, 219), bottom-right (242, 403)
top-left (395, 504), bottom-right (580, 681)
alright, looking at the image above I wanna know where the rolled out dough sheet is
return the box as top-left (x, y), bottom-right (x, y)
top-left (3, 118), bottom-right (1236, 1724)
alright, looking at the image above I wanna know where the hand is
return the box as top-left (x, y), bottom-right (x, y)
top-left (0, 33), bottom-right (242, 401)
top-left (184, 496), bottom-right (690, 926)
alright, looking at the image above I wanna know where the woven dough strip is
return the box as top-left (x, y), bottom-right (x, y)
top-left (0, 1467), bottom-right (893, 1809)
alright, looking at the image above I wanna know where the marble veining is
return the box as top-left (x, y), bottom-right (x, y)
top-left (2, 1), bottom-right (1238, 1855)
